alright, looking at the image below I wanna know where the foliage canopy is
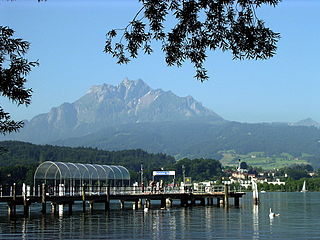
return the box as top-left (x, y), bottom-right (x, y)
top-left (0, 26), bottom-right (38, 134)
top-left (105, 0), bottom-right (281, 81)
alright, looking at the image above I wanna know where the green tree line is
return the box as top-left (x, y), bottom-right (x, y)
top-left (0, 141), bottom-right (223, 185)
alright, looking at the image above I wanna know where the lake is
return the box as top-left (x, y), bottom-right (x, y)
top-left (0, 192), bottom-right (319, 239)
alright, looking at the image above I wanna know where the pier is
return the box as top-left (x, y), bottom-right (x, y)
top-left (0, 184), bottom-right (245, 216)
top-left (0, 161), bottom-right (245, 216)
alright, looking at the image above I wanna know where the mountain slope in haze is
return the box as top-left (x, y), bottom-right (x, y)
top-left (3, 78), bottom-right (223, 143)
top-left (55, 121), bottom-right (320, 168)
top-left (290, 118), bottom-right (320, 128)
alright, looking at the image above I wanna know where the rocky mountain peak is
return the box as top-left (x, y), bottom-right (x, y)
top-left (2, 78), bottom-right (223, 143)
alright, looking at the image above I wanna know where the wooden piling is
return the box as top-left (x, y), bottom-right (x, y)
top-left (51, 203), bottom-right (57, 214)
top-left (13, 183), bottom-right (17, 215)
top-left (82, 184), bottom-right (86, 212)
top-left (145, 199), bottom-right (151, 208)
top-left (68, 202), bottom-right (73, 214)
top-left (105, 185), bottom-right (110, 211)
top-left (224, 184), bottom-right (229, 208)
top-left (165, 198), bottom-right (172, 208)
top-left (216, 197), bottom-right (220, 207)
top-left (41, 183), bottom-right (46, 214)
top-left (120, 200), bottom-right (124, 209)
top-left (234, 196), bottom-right (240, 207)
top-left (134, 200), bottom-right (139, 210)
top-left (89, 201), bottom-right (94, 212)
top-left (180, 198), bottom-right (187, 207)
top-left (160, 198), bottom-right (166, 208)
top-left (23, 183), bottom-right (29, 216)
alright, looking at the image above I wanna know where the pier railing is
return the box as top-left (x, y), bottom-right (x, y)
top-left (0, 183), bottom-right (245, 217)
top-left (0, 183), bottom-right (240, 198)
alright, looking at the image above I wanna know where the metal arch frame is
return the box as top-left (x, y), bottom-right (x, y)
top-left (67, 162), bottom-right (81, 180)
top-left (85, 164), bottom-right (99, 181)
top-left (34, 161), bottom-right (63, 187)
top-left (58, 162), bottom-right (73, 190)
top-left (33, 161), bottom-right (130, 190)
top-left (93, 164), bottom-right (109, 185)
top-left (117, 166), bottom-right (130, 180)
top-left (102, 165), bottom-right (116, 183)
top-left (117, 165), bottom-right (131, 185)
top-left (67, 162), bottom-right (81, 194)
top-left (77, 163), bottom-right (90, 186)
top-left (58, 162), bottom-right (72, 180)
top-left (113, 166), bottom-right (124, 186)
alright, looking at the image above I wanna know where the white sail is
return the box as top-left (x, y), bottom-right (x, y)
top-left (301, 180), bottom-right (307, 192)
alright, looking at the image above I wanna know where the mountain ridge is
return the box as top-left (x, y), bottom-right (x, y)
top-left (2, 78), bottom-right (223, 143)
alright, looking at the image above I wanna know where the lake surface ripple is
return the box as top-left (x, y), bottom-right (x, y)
top-left (0, 192), bottom-right (319, 239)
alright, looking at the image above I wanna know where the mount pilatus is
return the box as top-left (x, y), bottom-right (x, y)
top-left (8, 78), bottom-right (223, 143)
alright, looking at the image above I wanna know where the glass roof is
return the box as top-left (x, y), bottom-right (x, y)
top-left (34, 161), bottom-right (130, 182)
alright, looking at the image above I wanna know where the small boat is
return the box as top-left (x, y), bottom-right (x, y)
top-left (301, 180), bottom-right (308, 192)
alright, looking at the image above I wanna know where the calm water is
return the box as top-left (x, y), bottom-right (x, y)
top-left (0, 192), bottom-right (319, 239)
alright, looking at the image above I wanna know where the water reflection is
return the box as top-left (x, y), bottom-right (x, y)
top-left (253, 204), bottom-right (259, 239)
top-left (21, 218), bottom-right (27, 240)
top-left (1, 193), bottom-right (320, 239)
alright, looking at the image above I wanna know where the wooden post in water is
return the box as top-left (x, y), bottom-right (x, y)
top-left (134, 200), bottom-right (139, 210)
top-left (166, 198), bottom-right (172, 208)
top-left (180, 198), bottom-right (187, 207)
top-left (160, 198), bottom-right (166, 208)
top-left (23, 183), bottom-right (29, 216)
top-left (105, 185), bottom-right (110, 211)
top-left (82, 184), bottom-right (86, 212)
top-left (51, 203), bottom-right (57, 214)
top-left (224, 184), bottom-right (229, 208)
top-left (234, 196), bottom-right (240, 207)
top-left (68, 202), bottom-right (73, 215)
top-left (120, 200), bottom-right (125, 209)
top-left (145, 199), bottom-right (151, 209)
top-left (41, 183), bottom-right (46, 214)
top-left (11, 183), bottom-right (17, 216)
top-left (89, 200), bottom-right (94, 212)
top-left (252, 180), bottom-right (259, 205)
top-left (216, 197), bottom-right (220, 207)
top-left (8, 183), bottom-right (16, 216)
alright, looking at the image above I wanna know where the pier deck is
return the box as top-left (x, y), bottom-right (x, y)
top-left (0, 185), bottom-right (245, 216)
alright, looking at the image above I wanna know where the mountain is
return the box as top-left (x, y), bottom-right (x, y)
top-left (3, 78), bottom-right (320, 168)
top-left (290, 118), bottom-right (320, 128)
top-left (3, 78), bottom-right (223, 143)
top-left (54, 121), bottom-right (320, 167)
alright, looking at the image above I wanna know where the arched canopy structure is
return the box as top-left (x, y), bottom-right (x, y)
top-left (34, 161), bottom-right (130, 188)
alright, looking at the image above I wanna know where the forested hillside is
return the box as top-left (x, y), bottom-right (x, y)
top-left (0, 141), bottom-right (223, 185)
top-left (55, 121), bottom-right (320, 167)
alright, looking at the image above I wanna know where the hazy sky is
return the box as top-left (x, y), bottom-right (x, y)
top-left (1, 0), bottom-right (319, 123)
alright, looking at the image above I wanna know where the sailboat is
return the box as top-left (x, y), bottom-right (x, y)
top-left (301, 180), bottom-right (308, 192)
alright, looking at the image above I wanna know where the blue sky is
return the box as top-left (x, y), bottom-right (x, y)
top-left (1, 0), bottom-right (319, 123)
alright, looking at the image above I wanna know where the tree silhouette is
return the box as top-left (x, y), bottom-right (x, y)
top-left (105, 0), bottom-right (280, 82)
top-left (0, 26), bottom-right (38, 134)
